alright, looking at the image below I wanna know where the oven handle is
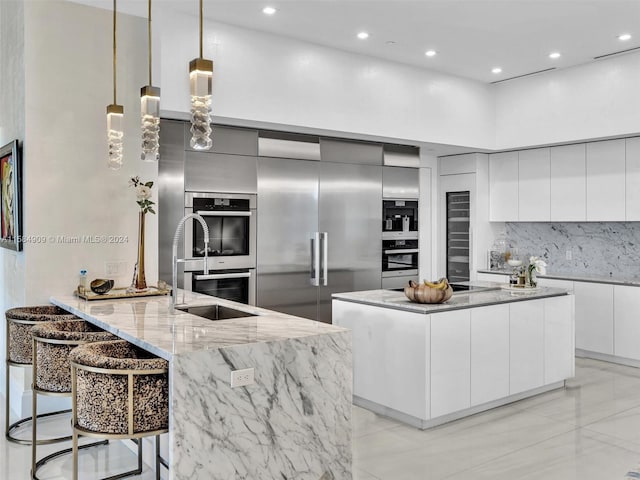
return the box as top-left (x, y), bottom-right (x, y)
top-left (383, 248), bottom-right (419, 255)
top-left (194, 272), bottom-right (252, 281)
top-left (310, 233), bottom-right (320, 287)
top-left (196, 210), bottom-right (252, 217)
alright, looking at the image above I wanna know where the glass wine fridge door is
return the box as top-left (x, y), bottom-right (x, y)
top-left (446, 191), bottom-right (470, 282)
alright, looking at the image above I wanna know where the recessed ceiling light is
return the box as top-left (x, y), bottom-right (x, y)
top-left (492, 67), bottom-right (502, 74)
top-left (618, 33), bottom-right (632, 41)
top-left (425, 50), bottom-right (437, 57)
top-left (262, 6), bottom-right (276, 15)
top-left (549, 52), bottom-right (561, 59)
top-left (357, 32), bottom-right (369, 40)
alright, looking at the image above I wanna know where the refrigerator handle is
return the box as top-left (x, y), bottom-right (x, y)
top-left (310, 233), bottom-right (320, 286)
top-left (320, 232), bottom-right (328, 286)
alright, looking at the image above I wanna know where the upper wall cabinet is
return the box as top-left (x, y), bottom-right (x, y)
top-left (586, 140), bottom-right (625, 221)
top-left (489, 152), bottom-right (518, 221)
top-left (626, 137), bottom-right (640, 221)
top-left (550, 144), bottom-right (586, 221)
top-left (518, 148), bottom-right (550, 221)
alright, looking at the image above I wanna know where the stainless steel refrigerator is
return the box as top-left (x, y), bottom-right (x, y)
top-left (256, 137), bottom-right (382, 323)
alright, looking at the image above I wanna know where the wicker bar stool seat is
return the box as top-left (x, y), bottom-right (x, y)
top-left (70, 340), bottom-right (169, 480)
top-left (5, 305), bottom-right (78, 444)
top-left (31, 320), bottom-right (117, 480)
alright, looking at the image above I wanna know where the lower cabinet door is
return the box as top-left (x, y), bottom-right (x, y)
top-left (470, 304), bottom-right (510, 406)
top-left (431, 310), bottom-right (471, 418)
top-left (614, 285), bottom-right (640, 361)
top-left (510, 300), bottom-right (545, 394)
top-left (574, 281), bottom-right (614, 354)
top-left (544, 295), bottom-right (575, 383)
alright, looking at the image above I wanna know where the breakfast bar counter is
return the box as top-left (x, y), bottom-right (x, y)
top-left (332, 283), bottom-right (574, 429)
top-left (51, 291), bottom-right (352, 480)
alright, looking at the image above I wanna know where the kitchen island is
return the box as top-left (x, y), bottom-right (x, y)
top-left (332, 283), bottom-right (574, 429)
top-left (51, 291), bottom-right (352, 480)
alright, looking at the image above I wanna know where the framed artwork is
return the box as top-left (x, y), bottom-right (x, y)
top-left (0, 140), bottom-right (21, 251)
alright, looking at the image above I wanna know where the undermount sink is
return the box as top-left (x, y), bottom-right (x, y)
top-left (176, 304), bottom-right (257, 321)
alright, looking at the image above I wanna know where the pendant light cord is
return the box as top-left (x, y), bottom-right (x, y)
top-left (199, 0), bottom-right (203, 58)
top-left (148, 0), bottom-right (152, 85)
top-left (113, 0), bottom-right (117, 104)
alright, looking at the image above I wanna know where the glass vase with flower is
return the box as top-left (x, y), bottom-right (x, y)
top-left (128, 176), bottom-right (155, 292)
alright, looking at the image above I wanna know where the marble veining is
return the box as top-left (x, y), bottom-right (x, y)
top-left (505, 222), bottom-right (640, 277)
top-left (50, 291), bottom-right (346, 361)
top-left (171, 333), bottom-right (352, 480)
top-left (333, 283), bottom-right (568, 314)
top-left (50, 291), bottom-right (352, 480)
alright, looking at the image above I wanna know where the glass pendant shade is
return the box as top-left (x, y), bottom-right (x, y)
top-left (140, 85), bottom-right (160, 162)
top-left (189, 58), bottom-right (213, 150)
top-left (107, 104), bottom-right (124, 170)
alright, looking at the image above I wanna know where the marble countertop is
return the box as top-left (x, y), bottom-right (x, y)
top-left (50, 290), bottom-right (346, 361)
top-left (332, 282), bottom-right (569, 314)
top-left (477, 269), bottom-right (640, 287)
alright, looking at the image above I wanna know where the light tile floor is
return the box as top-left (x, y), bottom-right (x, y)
top-left (353, 357), bottom-right (640, 479)
top-left (3, 358), bottom-right (640, 479)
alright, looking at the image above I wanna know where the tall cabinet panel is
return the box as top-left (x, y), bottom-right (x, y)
top-left (550, 144), bottom-right (586, 221)
top-left (489, 151), bottom-right (518, 221)
top-left (586, 139), bottom-right (625, 221)
top-left (518, 148), bottom-right (550, 221)
top-left (317, 162), bottom-right (382, 323)
top-left (626, 137), bottom-right (640, 221)
top-left (256, 158), bottom-right (320, 320)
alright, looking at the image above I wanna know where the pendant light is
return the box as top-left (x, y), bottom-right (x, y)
top-left (107, 0), bottom-right (124, 170)
top-left (141, 0), bottom-right (160, 162)
top-left (189, 0), bottom-right (213, 150)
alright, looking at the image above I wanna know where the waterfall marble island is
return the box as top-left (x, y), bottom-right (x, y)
top-left (333, 282), bottom-right (574, 429)
top-left (50, 291), bottom-right (352, 480)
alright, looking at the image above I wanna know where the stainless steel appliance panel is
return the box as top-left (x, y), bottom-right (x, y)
top-left (191, 268), bottom-right (256, 305)
top-left (382, 274), bottom-right (419, 290)
top-left (258, 132), bottom-right (321, 161)
top-left (256, 157), bottom-right (320, 320)
top-left (383, 166), bottom-right (420, 198)
top-left (317, 162), bottom-right (382, 323)
top-left (319, 138), bottom-right (383, 165)
top-left (209, 125), bottom-right (258, 156)
top-left (159, 120), bottom-right (186, 286)
top-left (184, 192), bottom-right (257, 271)
top-left (184, 152), bottom-right (257, 193)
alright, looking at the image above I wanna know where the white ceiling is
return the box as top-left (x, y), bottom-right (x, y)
top-left (72, 0), bottom-right (640, 84)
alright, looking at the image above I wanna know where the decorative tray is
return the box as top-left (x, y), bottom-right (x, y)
top-left (76, 286), bottom-right (170, 301)
top-left (500, 284), bottom-right (539, 293)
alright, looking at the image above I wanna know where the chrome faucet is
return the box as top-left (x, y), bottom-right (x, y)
top-left (171, 213), bottom-right (210, 310)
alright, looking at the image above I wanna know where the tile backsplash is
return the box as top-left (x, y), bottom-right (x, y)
top-left (505, 222), bottom-right (640, 276)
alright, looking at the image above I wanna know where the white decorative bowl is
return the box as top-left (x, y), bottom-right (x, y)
top-left (507, 259), bottom-right (523, 267)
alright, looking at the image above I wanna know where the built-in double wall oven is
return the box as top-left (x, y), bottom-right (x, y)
top-left (184, 192), bottom-right (257, 305)
top-left (381, 199), bottom-right (419, 289)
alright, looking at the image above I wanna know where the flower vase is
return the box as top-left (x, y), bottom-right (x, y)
top-left (132, 211), bottom-right (147, 291)
top-left (527, 267), bottom-right (537, 288)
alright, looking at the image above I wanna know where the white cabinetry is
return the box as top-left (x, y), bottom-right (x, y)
top-left (544, 295), bottom-right (575, 383)
top-left (574, 281), bottom-right (614, 354)
top-left (489, 152), bottom-right (518, 221)
top-left (613, 285), bottom-right (640, 361)
top-left (586, 140), bottom-right (626, 221)
top-left (509, 300), bottom-right (545, 394)
top-left (518, 148), bottom-right (550, 221)
top-left (470, 304), bottom-right (509, 406)
top-left (431, 310), bottom-right (470, 417)
top-left (332, 301), bottom-right (430, 419)
top-left (626, 137), bottom-right (640, 221)
top-left (550, 144), bottom-right (586, 221)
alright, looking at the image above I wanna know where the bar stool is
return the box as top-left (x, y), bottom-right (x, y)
top-left (31, 319), bottom-right (117, 480)
top-left (5, 305), bottom-right (78, 444)
top-left (69, 340), bottom-right (169, 480)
